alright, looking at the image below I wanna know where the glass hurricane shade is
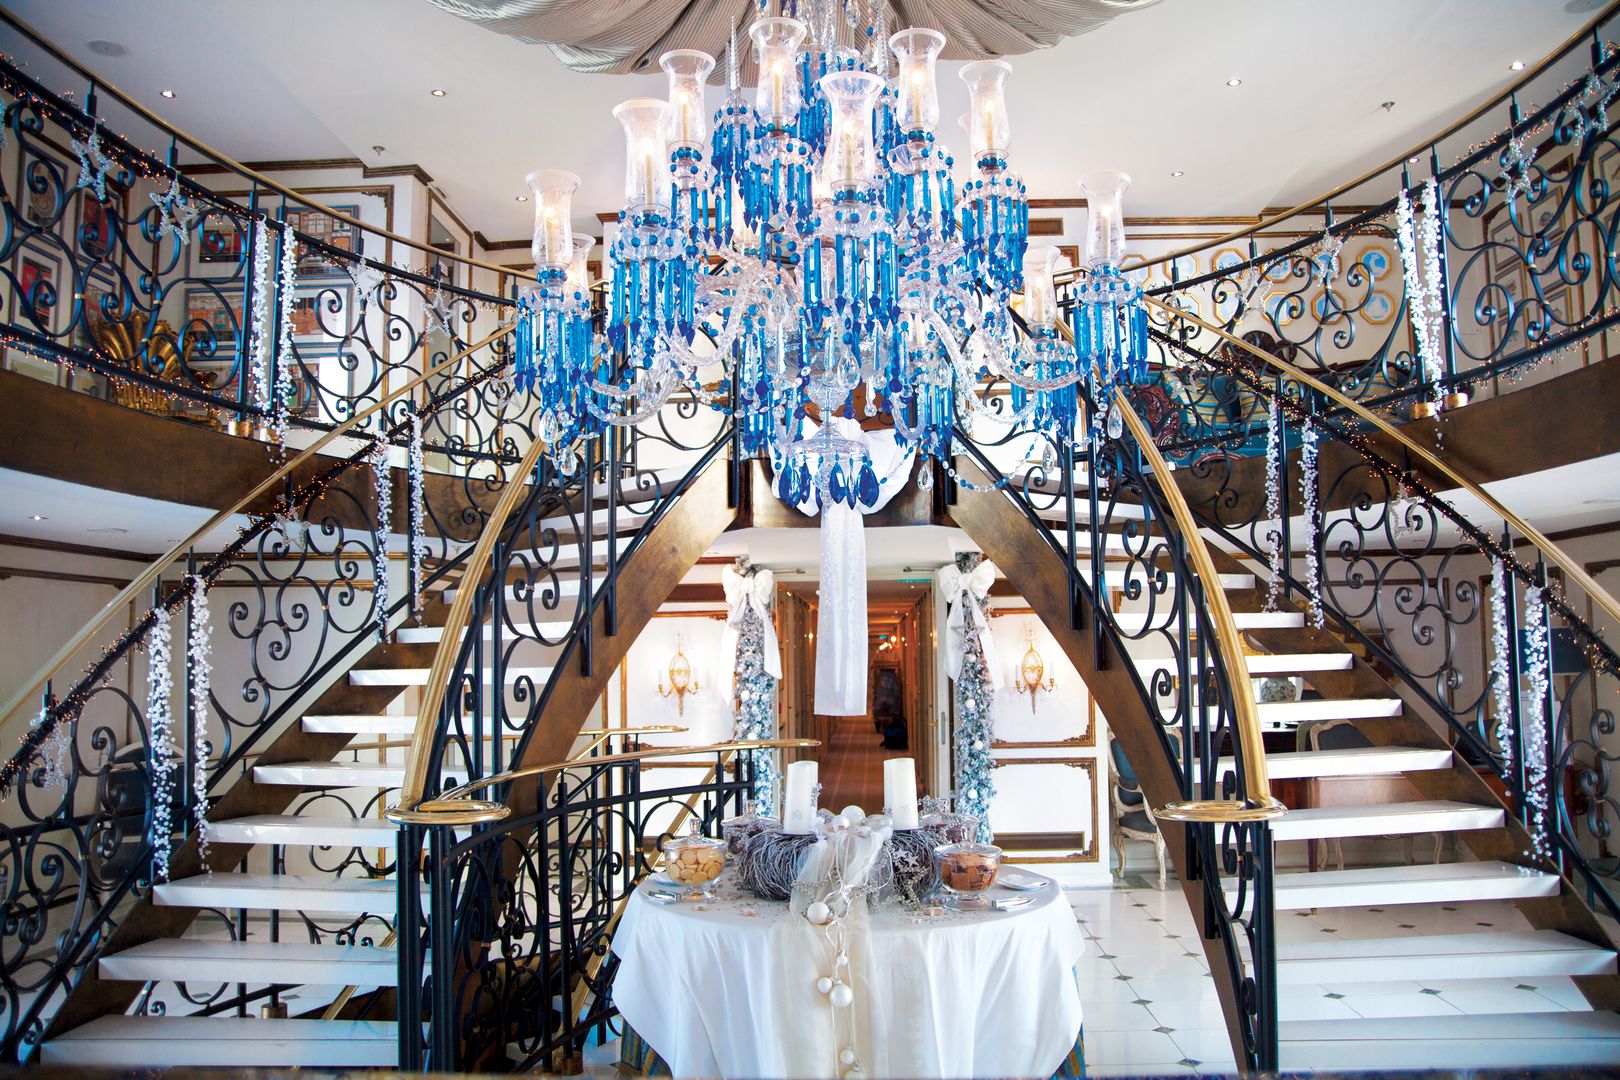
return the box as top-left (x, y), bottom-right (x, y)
top-left (614, 98), bottom-right (674, 212)
top-left (656, 635), bottom-right (699, 715)
top-left (889, 28), bottom-right (945, 136)
top-left (660, 49), bottom-right (715, 150)
top-left (565, 233), bottom-right (594, 292)
top-left (1014, 629), bottom-right (1054, 711)
top-left (818, 71), bottom-right (885, 190)
top-left (1022, 244), bottom-right (1062, 328)
top-left (751, 17), bottom-right (808, 125)
top-left (959, 60), bottom-right (1012, 162)
top-left (525, 169), bottom-right (579, 270)
top-left (1080, 169), bottom-right (1131, 268)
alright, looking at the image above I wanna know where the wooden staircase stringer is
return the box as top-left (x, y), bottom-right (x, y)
top-left (945, 482), bottom-right (1254, 1067)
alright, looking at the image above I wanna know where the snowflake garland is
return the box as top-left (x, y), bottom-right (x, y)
top-left (407, 410), bottom-right (428, 619)
top-left (1297, 422), bottom-right (1324, 628)
top-left (149, 175), bottom-right (198, 247)
top-left (1315, 226), bottom-right (1343, 292)
top-left (1262, 398), bottom-right (1285, 611)
top-left (1520, 585), bottom-right (1553, 862)
top-left (1488, 558), bottom-right (1516, 772)
top-left (30, 704), bottom-right (72, 791)
top-left (950, 553), bottom-right (995, 842)
top-left (187, 574), bottom-right (213, 868)
top-left (370, 436), bottom-right (393, 641)
top-left (71, 125), bottom-right (112, 202)
top-left (1501, 130), bottom-right (1537, 205)
top-left (1395, 178), bottom-right (1446, 405)
top-left (346, 256), bottom-right (386, 307)
top-left (146, 607), bottom-right (177, 881)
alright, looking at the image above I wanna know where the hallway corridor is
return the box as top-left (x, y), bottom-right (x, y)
top-left (816, 716), bottom-right (911, 812)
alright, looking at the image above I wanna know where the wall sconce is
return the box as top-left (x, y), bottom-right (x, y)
top-left (1013, 627), bottom-right (1055, 713)
top-left (656, 633), bottom-right (700, 716)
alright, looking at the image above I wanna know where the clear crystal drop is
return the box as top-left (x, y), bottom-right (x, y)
top-left (1107, 404), bottom-right (1124, 440)
top-left (917, 461), bottom-right (934, 491)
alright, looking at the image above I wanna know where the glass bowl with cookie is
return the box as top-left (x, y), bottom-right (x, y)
top-left (932, 841), bottom-right (1003, 907)
top-left (660, 823), bottom-right (728, 899)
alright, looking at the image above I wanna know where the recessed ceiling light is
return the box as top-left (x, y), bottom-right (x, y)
top-left (87, 526), bottom-right (129, 534)
top-left (1170, 170), bottom-right (1184, 177)
top-left (159, 89), bottom-right (177, 99)
top-left (28, 514), bottom-right (47, 521)
top-left (86, 40), bottom-right (125, 57)
top-left (1509, 59), bottom-right (1526, 71)
top-left (430, 88), bottom-right (447, 97)
top-left (516, 194), bottom-right (529, 201)
top-left (1225, 77), bottom-right (1243, 87)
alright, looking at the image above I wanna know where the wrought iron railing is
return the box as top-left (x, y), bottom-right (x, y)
top-left (1061, 1), bottom-right (1620, 430)
top-left (950, 389), bottom-right (1284, 1070)
top-left (1148, 303), bottom-right (1620, 928)
top-left (0, 14), bottom-right (527, 448)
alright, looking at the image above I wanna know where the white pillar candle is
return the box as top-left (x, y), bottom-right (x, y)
top-left (782, 760), bottom-right (819, 834)
top-left (884, 757), bottom-right (919, 830)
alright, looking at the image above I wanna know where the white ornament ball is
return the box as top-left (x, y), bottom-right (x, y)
top-left (805, 901), bottom-right (832, 925)
top-left (816, 976), bottom-right (834, 995)
top-left (840, 1048), bottom-right (858, 1067)
top-left (839, 805), bottom-right (866, 826)
top-left (829, 982), bottom-right (854, 1009)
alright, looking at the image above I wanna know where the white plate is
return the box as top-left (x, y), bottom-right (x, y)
top-left (995, 867), bottom-right (1048, 892)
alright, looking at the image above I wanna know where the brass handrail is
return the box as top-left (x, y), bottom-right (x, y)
top-left (0, 323), bottom-right (515, 742)
top-left (575, 725), bottom-right (688, 758)
top-left (387, 739), bottom-right (820, 825)
top-left (1111, 389), bottom-right (1285, 824)
top-left (1146, 298), bottom-right (1620, 631)
top-left (0, 9), bottom-right (526, 282)
top-left (1052, 0), bottom-right (1620, 279)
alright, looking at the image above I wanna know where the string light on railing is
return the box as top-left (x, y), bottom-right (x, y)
top-left (147, 607), bottom-right (177, 880)
top-left (186, 572), bottom-right (214, 868)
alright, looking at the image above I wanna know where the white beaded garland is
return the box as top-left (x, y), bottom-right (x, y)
top-left (816, 976), bottom-right (834, 995)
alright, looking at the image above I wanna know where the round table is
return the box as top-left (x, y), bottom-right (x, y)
top-left (611, 868), bottom-right (1086, 1079)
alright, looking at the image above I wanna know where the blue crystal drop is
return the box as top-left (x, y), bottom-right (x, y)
top-left (828, 463), bottom-right (848, 505)
top-left (856, 461), bottom-right (879, 507)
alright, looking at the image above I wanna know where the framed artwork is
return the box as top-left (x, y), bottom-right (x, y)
top-left (14, 241), bottom-right (65, 333)
top-left (285, 204), bottom-right (359, 277)
top-left (75, 265), bottom-right (122, 352)
top-left (184, 287), bottom-right (244, 352)
top-left (15, 138), bottom-right (70, 229)
top-left (290, 282), bottom-right (354, 343)
top-left (74, 188), bottom-right (118, 261)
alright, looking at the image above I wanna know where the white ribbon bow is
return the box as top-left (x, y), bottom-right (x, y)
top-left (937, 559), bottom-right (1003, 690)
top-left (722, 563), bottom-right (782, 693)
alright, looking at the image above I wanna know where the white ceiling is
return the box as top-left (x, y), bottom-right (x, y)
top-left (0, 0), bottom-right (1594, 243)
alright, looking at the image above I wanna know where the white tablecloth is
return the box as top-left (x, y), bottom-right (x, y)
top-left (611, 870), bottom-right (1086, 1079)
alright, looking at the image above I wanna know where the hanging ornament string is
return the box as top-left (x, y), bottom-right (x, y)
top-left (1262, 396), bottom-right (1285, 611)
top-left (1520, 585), bottom-right (1552, 862)
top-left (247, 223), bottom-right (276, 416)
top-left (1297, 421), bottom-right (1323, 628)
top-left (187, 573), bottom-right (213, 869)
top-left (269, 222), bottom-right (299, 451)
top-left (407, 409), bottom-right (428, 620)
top-left (146, 607), bottom-right (176, 881)
top-left (370, 435), bottom-right (393, 642)
top-left (1489, 557), bottom-right (1516, 774)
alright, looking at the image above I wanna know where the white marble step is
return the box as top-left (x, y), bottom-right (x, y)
top-left (442, 580), bottom-right (583, 603)
top-left (99, 939), bottom-right (399, 987)
top-left (1260, 860), bottom-right (1561, 911)
top-left (1273, 930), bottom-right (1616, 985)
top-left (1270, 800), bottom-right (1503, 842)
top-left (348, 664), bottom-right (554, 687)
top-left (41, 1017), bottom-right (400, 1067)
top-left (253, 761), bottom-right (407, 788)
top-left (1134, 653), bottom-right (1355, 679)
top-left (1219, 745), bottom-right (1453, 780)
top-left (538, 505), bottom-right (650, 537)
top-left (1258, 697), bottom-right (1402, 724)
top-left (303, 714), bottom-right (417, 736)
top-left (1278, 1011), bottom-right (1620, 1069)
top-left (1109, 610), bottom-right (1305, 634)
top-left (393, 620), bottom-right (574, 644)
top-left (1100, 571), bottom-right (1258, 594)
top-left (154, 872), bottom-right (405, 916)
top-left (210, 814), bottom-right (397, 848)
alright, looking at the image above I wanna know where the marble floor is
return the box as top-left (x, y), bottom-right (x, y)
top-left (1070, 874), bottom-right (1596, 1075)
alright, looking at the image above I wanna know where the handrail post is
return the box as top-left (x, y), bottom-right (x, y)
top-left (427, 824), bottom-right (457, 1070)
top-left (1427, 146), bottom-right (1460, 393)
top-left (1272, 381), bottom-right (1292, 606)
top-left (579, 437), bottom-right (596, 678)
top-left (396, 821), bottom-right (425, 1071)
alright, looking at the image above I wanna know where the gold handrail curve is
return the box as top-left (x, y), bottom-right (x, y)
top-left (0, 9), bottom-right (527, 281)
top-left (1051, 0), bottom-right (1620, 280)
top-left (0, 322), bottom-right (515, 743)
top-left (1145, 297), bottom-right (1620, 631)
top-left (386, 739), bottom-right (821, 825)
top-left (1110, 389), bottom-right (1285, 824)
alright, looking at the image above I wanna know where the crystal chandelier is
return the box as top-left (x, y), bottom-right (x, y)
top-left (514, 2), bottom-right (1146, 497)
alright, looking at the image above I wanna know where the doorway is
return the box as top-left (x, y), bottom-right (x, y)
top-left (777, 579), bottom-right (936, 813)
